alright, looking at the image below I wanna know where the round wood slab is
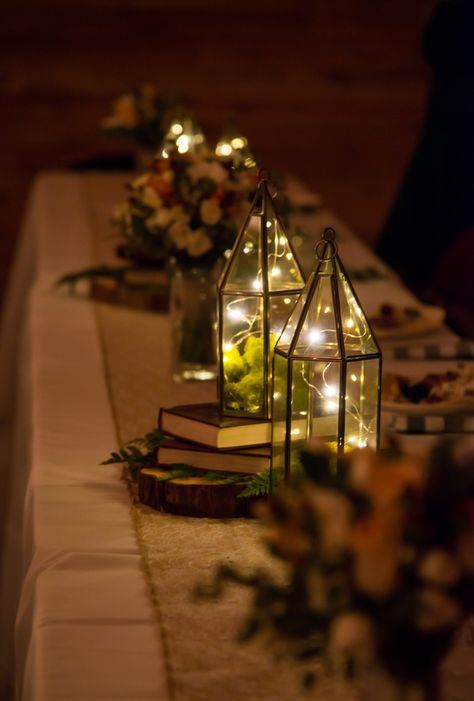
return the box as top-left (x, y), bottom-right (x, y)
top-left (138, 468), bottom-right (252, 518)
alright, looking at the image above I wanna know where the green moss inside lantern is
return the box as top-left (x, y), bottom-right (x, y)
top-left (223, 335), bottom-right (277, 413)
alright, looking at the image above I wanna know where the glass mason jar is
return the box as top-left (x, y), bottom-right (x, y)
top-left (170, 263), bottom-right (219, 382)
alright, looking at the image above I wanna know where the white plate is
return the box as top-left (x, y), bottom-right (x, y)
top-left (382, 361), bottom-right (474, 415)
top-left (370, 304), bottom-right (445, 340)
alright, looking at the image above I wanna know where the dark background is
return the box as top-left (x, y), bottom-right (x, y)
top-left (0, 0), bottom-right (431, 301)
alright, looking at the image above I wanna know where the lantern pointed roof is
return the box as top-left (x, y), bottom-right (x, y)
top-left (220, 178), bottom-right (305, 294)
top-left (276, 228), bottom-right (380, 359)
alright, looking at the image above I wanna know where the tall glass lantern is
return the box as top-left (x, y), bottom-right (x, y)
top-left (159, 113), bottom-right (207, 158)
top-left (272, 227), bottom-right (381, 478)
top-left (218, 177), bottom-right (305, 419)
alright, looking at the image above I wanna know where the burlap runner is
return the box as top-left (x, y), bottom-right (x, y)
top-left (82, 176), bottom-right (310, 701)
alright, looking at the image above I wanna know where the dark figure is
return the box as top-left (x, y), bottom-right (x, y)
top-left (377, 0), bottom-right (474, 337)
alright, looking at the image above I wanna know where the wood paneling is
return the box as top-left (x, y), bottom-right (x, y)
top-left (0, 0), bottom-right (431, 301)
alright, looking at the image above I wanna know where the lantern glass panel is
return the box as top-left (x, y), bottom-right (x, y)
top-left (344, 358), bottom-right (380, 450)
top-left (271, 352), bottom-right (289, 473)
top-left (336, 262), bottom-right (378, 356)
top-left (221, 293), bottom-right (265, 414)
top-left (289, 274), bottom-right (340, 357)
top-left (265, 205), bottom-right (305, 291)
top-left (223, 214), bottom-right (262, 291)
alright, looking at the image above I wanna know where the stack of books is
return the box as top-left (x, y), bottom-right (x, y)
top-left (156, 402), bottom-right (272, 475)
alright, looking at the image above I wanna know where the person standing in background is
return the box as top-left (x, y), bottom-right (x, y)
top-left (377, 0), bottom-right (474, 337)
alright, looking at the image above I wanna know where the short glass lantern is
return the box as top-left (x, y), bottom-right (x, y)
top-left (215, 124), bottom-right (257, 170)
top-left (272, 227), bottom-right (381, 478)
top-left (217, 177), bottom-right (305, 419)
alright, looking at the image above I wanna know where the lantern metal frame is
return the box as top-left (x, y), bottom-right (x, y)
top-left (272, 227), bottom-right (382, 479)
top-left (217, 177), bottom-right (305, 420)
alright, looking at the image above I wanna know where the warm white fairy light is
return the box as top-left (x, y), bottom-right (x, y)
top-left (308, 327), bottom-right (324, 344)
top-left (170, 122), bottom-right (183, 135)
top-left (176, 134), bottom-right (190, 153)
top-left (231, 137), bottom-right (246, 149)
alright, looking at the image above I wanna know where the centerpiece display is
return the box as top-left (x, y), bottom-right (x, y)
top-left (133, 176), bottom-right (306, 516)
top-left (272, 227), bottom-right (381, 479)
top-left (58, 146), bottom-right (258, 317)
top-left (217, 176), bottom-right (305, 417)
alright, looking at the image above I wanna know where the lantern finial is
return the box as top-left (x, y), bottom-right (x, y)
top-left (323, 227), bottom-right (336, 242)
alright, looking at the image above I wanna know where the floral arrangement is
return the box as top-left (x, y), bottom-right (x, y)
top-left (197, 439), bottom-right (474, 698)
top-left (101, 83), bottom-right (180, 151)
top-left (113, 151), bottom-right (258, 268)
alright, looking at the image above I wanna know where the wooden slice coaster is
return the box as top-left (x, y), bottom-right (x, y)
top-left (138, 468), bottom-right (252, 518)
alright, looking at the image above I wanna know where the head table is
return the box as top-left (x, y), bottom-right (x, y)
top-left (0, 172), bottom-right (472, 701)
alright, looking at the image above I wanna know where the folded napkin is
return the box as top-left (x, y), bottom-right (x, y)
top-left (382, 340), bottom-right (474, 361)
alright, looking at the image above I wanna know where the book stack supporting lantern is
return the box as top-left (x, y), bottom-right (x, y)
top-left (138, 176), bottom-right (304, 517)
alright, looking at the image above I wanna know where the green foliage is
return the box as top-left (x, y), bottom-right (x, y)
top-left (56, 265), bottom-right (124, 291)
top-left (223, 335), bottom-right (278, 413)
top-left (102, 428), bottom-right (167, 480)
top-left (237, 467), bottom-right (281, 498)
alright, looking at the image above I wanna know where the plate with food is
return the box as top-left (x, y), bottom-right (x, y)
top-left (368, 303), bottom-right (445, 340)
top-left (382, 362), bottom-right (474, 415)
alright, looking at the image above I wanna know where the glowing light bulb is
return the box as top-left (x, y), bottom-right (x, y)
top-left (325, 400), bottom-right (338, 412)
top-left (161, 149), bottom-right (169, 159)
top-left (285, 252), bottom-right (293, 260)
top-left (216, 142), bottom-right (232, 157)
top-left (324, 306), bottom-right (331, 314)
top-left (252, 278), bottom-right (262, 291)
top-left (230, 137), bottom-right (245, 149)
top-left (223, 342), bottom-right (233, 352)
top-left (308, 327), bottom-right (324, 344)
top-left (176, 134), bottom-right (190, 153)
top-left (170, 123), bottom-right (183, 136)
top-left (323, 385), bottom-right (337, 398)
top-left (266, 221), bottom-right (272, 229)
top-left (291, 428), bottom-right (301, 436)
top-left (228, 308), bottom-right (244, 321)
top-left (346, 318), bottom-right (354, 329)
top-left (271, 267), bottom-right (281, 277)
top-left (350, 374), bottom-right (358, 382)
top-left (283, 297), bottom-right (292, 305)
top-left (273, 391), bottom-right (281, 400)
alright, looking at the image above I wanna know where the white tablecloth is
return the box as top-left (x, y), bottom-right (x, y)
top-left (0, 172), bottom-right (469, 701)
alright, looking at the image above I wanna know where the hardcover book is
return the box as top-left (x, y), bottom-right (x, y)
top-left (158, 402), bottom-right (271, 449)
top-left (156, 438), bottom-right (270, 474)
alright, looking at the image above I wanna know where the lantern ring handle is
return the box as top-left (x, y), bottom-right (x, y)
top-left (315, 239), bottom-right (338, 260)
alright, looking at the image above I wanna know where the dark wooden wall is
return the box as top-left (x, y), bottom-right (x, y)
top-left (0, 0), bottom-right (432, 301)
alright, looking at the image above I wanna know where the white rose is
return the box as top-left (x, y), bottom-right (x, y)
top-left (187, 160), bottom-right (228, 185)
top-left (200, 199), bottom-right (222, 226)
top-left (111, 202), bottom-right (130, 223)
top-left (146, 208), bottom-right (175, 230)
top-left (418, 549), bottom-right (461, 587)
top-left (141, 187), bottom-right (162, 210)
top-left (185, 228), bottom-right (213, 257)
top-left (168, 219), bottom-right (192, 250)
